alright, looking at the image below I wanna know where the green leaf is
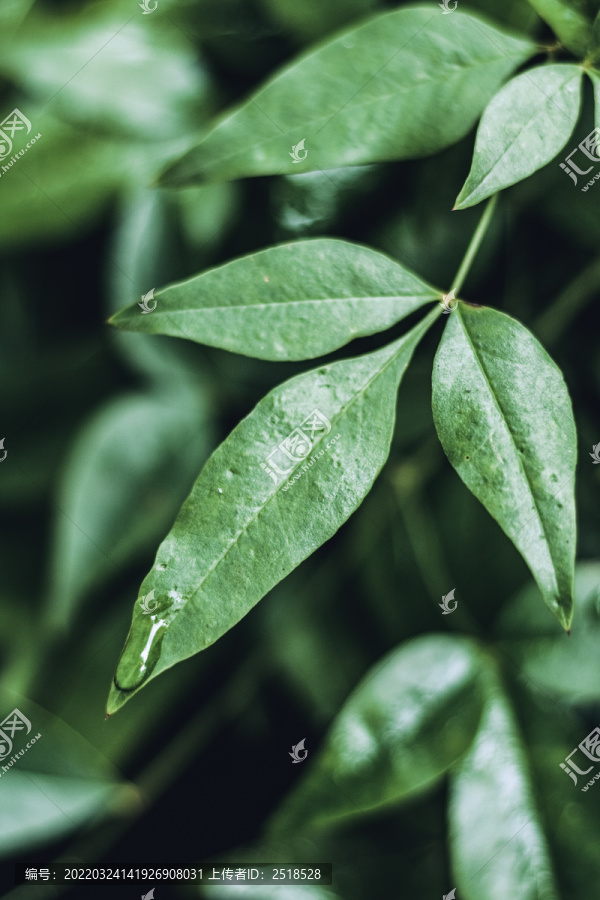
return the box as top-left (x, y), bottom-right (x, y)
top-left (431, 303), bottom-right (576, 629)
top-left (525, 0), bottom-right (591, 56)
top-left (258, 0), bottom-right (379, 42)
top-left (0, 690), bottom-right (125, 859)
top-left (205, 887), bottom-right (339, 900)
top-left (47, 390), bottom-right (209, 630)
top-left (0, 8), bottom-right (211, 140)
top-left (159, 7), bottom-right (536, 186)
top-left (455, 64), bottom-right (583, 209)
top-left (109, 239), bottom-right (440, 362)
top-left (594, 10), bottom-right (600, 52)
top-left (107, 308), bottom-right (441, 714)
top-left (0, 110), bottom-right (133, 248)
top-left (586, 67), bottom-right (600, 125)
top-left (268, 635), bottom-right (487, 833)
top-left (0, 0), bottom-right (34, 32)
top-left (496, 562), bottom-right (600, 703)
top-left (449, 675), bottom-right (559, 900)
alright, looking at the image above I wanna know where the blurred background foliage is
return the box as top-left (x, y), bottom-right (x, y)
top-left (1, 0), bottom-right (600, 897)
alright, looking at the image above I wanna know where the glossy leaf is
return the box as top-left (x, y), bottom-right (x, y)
top-left (455, 64), bottom-right (583, 209)
top-left (109, 239), bottom-right (440, 362)
top-left (449, 677), bottom-right (559, 900)
top-left (107, 307), bottom-right (441, 714)
top-left (432, 303), bottom-right (576, 629)
top-left (47, 390), bottom-right (209, 630)
top-left (269, 635), bottom-right (487, 833)
top-left (525, 0), bottom-right (591, 56)
top-left (159, 7), bottom-right (535, 186)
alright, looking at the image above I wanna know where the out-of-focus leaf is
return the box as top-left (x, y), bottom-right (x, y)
top-left (272, 166), bottom-right (380, 239)
top-left (0, 0), bottom-right (34, 32)
top-left (449, 675), bottom-right (559, 900)
top-left (0, 110), bottom-right (141, 247)
top-left (107, 308), bottom-right (441, 714)
top-left (268, 635), bottom-right (487, 833)
top-left (0, 10), bottom-right (211, 139)
top-left (159, 7), bottom-right (535, 185)
top-left (174, 181), bottom-right (240, 254)
top-left (109, 239), bottom-right (440, 362)
top-left (496, 562), bottom-right (600, 702)
top-left (455, 65), bottom-right (582, 209)
top-left (525, 0), bottom-right (591, 55)
top-left (594, 9), bottom-right (600, 50)
top-left (432, 303), bottom-right (576, 629)
top-left (108, 187), bottom-right (204, 384)
top-left (46, 389), bottom-right (209, 630)
top-left (0, 690), bottom-right (125, 859)
top-left (203, 886), bottom-right (339, 900)
top-left (258, 0), bottom-right (379, 41)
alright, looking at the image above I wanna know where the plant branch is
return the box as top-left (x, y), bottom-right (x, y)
top-left (451, 194), bottom-right (498, 296)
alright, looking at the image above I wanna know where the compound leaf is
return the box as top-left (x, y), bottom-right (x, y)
top-left (159, 6), bottom-right (535, 185)
top-left (109, 239), bottom-right (440, 361)
top-left (107, 308), bottom-right (441, 714)
top-left (456, 64), bottom-right (583, 209)
top-left (432, 303), bottom-right (576, 629)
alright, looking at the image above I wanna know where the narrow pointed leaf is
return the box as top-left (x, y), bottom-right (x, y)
top-left (450, 676), bottom-right (559, 900)
top-left (525, 0), bottom-right (591, 56)
top-left (109, 239), bottom-right (440, 362)
top-left (107, 308), bottom-right (441, 714)
top-left (159, 7), bottom-right (535, 186)
top-left (431, 303), bottom-right (576, 629)
top-left (455, 65), bottom-right (582, 209)
top-left (269, 635), bottom-right (487, 833)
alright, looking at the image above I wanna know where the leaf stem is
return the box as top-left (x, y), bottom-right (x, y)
top-left (451, 194), bottom-right (498, 297)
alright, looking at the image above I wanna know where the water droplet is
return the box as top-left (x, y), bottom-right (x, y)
top-left (156, 563), bottom-right (167, 571)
